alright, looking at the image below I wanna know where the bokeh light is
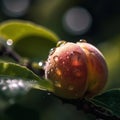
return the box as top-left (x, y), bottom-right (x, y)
top-left (2, 0), bottom-right (30, 17)
top-left (63, 7), bottom-right (92, 35)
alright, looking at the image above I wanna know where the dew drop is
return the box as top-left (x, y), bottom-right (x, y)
top-left (49, 48), bottom-right (56, 56)
top-left (38, 61), bottom-right (46, 68)
top-left (56, 68), bottom-right (62, 76)
top-left (47, 92), bottom-right (51, 95)
top-left (56, 40), bottom-right (66, 47)
top-left (68, 85), bottom-right (74, 90)
top-left (38, 61), bottom-right (44, 67)
top-left (53, 56), bottom-right (59, 62)
top-left (47, 71), bottom-right (50, 75)
top-left (50, 68), bottom-right (53, 72)
top-left (54, 80), bottom-right (61, 88)
top-left (2, 86), bottom-right (7, 91)
top-left (90, 51), bottom-right (96, 56)
top-left (71, 51), bottom-right (82, 66)
top-left (79, 39), bottom-right (87, 43)
top-left (48, 63), bottom-right (52, 67)
top-left (6, 39), bottom-right (13, 46)
top-left (66, 56), bottom-right (70, 59)
top-left (62, 61), bottom-right (65, 64)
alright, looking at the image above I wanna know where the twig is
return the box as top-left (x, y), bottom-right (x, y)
top-left (0, 41), bottom-right (21, 62)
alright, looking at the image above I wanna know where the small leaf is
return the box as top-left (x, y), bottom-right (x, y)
top-left (0, 62), bottom-right (39, 80)
top-left (0, 20), bottom-right (59, 59)
top-left (0, 62), bottom-right (53, 91)
top-left (92, 89), bottom-right (120, 117)
top-left (0, 62), bottom-right (53, 107)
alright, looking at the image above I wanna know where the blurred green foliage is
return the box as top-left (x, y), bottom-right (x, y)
top-left (0, 0), bottom-right (120, 120)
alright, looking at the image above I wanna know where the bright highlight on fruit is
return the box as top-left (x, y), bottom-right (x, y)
top-left (45, 40), bottom-right (108, 99)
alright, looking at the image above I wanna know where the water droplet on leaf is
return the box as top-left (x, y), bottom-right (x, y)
top-left (6, 39), bottom-right (13, 46)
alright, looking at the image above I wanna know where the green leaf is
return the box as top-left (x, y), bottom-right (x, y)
top-left (0, 62), bottom-right (53, 107)
top-left (92, 89), bottom-right (120, 117)
top-left (0, 20), bottom-right (59, 60)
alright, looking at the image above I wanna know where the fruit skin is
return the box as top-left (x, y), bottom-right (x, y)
top-left (45, 40), bottom-right (108, 99)
top-left (77, 41), bottom-right (108, 98)
top-left (45, 42), bottom-right (88, 99)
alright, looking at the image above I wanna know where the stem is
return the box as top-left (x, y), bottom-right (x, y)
top-left (0, 43), bottom-right (21, 62)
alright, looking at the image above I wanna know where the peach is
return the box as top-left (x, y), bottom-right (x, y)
top-left (45, 40), bottom-right (108, 99)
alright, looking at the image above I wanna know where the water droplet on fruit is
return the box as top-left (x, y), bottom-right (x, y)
top-left (90, 51), bottom-right (96, 56)
top-left (79, 39), bottom-right (87, 43)
top-left (50, 68), bottom-right (53, 72)
top-left (56, 68), bottom-right (62, 76)
top-left (66, 51), bottom-right (69, 54)
top-left (54, 80), bottom-right (61, 88)
top-left (71, 51), bottom-right (82, 66)
top-left (49, 48), bottom-right (56, 56)
top-left (74, 69), bottom-right (82, 77)
top-left (49, 63), bottom-right (52, 67)
top-left (68, 85), bottom-right (74, 90)
top-left (56, 40), bottom-right (67, 47)
top-left (53, 56), bottom-right (59, 62)
top-left (47, 71), bottom-right (50, 75)
top-left (66, 56), bottom-right (70, 59)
